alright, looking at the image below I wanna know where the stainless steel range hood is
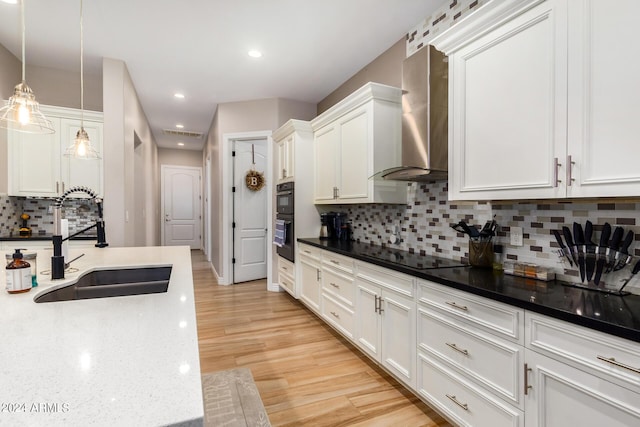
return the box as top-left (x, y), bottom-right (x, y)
top-left (375, 45), bottom-right (448, 182)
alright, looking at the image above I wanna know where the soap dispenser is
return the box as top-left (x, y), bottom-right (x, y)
top-left (6, 249), bottom-right (32, 294)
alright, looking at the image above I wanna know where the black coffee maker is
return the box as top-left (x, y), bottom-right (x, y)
top-left (320, 212), bottom-right (349, 241)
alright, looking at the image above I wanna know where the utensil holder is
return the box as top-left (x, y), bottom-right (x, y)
top-left (469, 240), bottom-right (493, 268)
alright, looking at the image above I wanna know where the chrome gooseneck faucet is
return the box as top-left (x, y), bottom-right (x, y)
top-left (51, 186), bottom-right (108, 280)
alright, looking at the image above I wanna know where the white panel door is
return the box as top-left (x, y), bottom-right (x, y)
top-left (162, 166), bottom-right (201, 249)
top-left (233, 139), bottom-right (267, 283)
top-left (381, 289), bottom-right (416, 389)
top-left (355, 279), bottom-right (381, 360)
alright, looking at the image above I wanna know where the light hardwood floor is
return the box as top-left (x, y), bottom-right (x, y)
top-left (192, 251), bottom-right (451, 426)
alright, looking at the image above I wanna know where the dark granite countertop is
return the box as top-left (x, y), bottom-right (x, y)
top-left (298, 238), bottom-right (640, 344)
top-left (0, 234), bottom-right (97, 241)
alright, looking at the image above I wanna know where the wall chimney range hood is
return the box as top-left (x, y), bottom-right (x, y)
top-left (374, 45), bottom-right (448, 182)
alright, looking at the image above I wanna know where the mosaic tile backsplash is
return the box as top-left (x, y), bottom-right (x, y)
top-left (0, 195), bottom-right (99, 237)
top-left (335, 183), bottom-right (640, 295)
top-left (406, 0), bottom-right (487, 57)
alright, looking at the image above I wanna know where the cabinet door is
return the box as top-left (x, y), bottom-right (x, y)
top-left (276, 140), bottom-right (286, 183)
top-left (567, 0), bottom-right (640, 197)
top-left (381, 289), bottom-right (416, 388)
top-left (313, 125), bottom-right (339, 202)
top-left (525, 349), bottom-right (640, 427)
top-left (355, 279), bottom-right (381, 361)
top-left (448, 0), bottom-right (568, 200)
top-left (8, 118), bottom-right (61, 197)
top-left (284, 135), bottom-right (294, 182)
top-left (338, 106), bottom-right (369, 201)
top-left (299, 257), bottom-right (321, 312)
top-left (59, 119), bottom-right (103, 197)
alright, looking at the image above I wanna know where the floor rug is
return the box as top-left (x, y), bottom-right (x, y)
top-left (201, 368), bottom-right (271, 427)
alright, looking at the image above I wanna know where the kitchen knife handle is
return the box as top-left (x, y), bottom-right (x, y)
top-left (609, 227), bottom-right (624, 251)
top-left (553, 158), bottom-right (562, 187)
top-left (573, 222), bottom-right (585, 245)
top-left (599, 223), bottom-right (611, 249)
top-left (552, 230), bottom-right (565, 248)
top-left (562, 226), bottom-right (575, 247)
top-left (620, 230), bottom-right (635, 254)
top-left (585, 220), bottom-right (593, 245)
top-left (567, 155), bottom-right (575, 187)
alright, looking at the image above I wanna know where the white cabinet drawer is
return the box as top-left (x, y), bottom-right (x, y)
top-left (526, 312), bottom-right (640, 393)
top-left (278, 271), bottom-right (295, 297)
top-left (418, 306), bottom-right (524, 409)
top-left (322, 251), bottom-right (354, 274)
top-left (417, 279), bottom-right (524, 343)
top-left (356, 262), bottom-right (414, 298)
top-left (298, 243), bottom-right (321, 261)
top-left (322, 266), bottom-right (355, 307)
top-left (278, 257), bottom-right (295, 278)
top-left (417, 351), bottom-right (524, 427)
top-left (322, 292), bottom-right (354, 339)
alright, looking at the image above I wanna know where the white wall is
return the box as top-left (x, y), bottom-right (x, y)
top-left (158, 147), bottom-right (202, 168)
top-left (204, 97), bottom-right (315, 283)
top-left (102, 57), bottom-right (159, 247)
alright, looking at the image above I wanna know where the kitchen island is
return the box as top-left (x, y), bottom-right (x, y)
top-left (0, 246), bottom-right (203, 426)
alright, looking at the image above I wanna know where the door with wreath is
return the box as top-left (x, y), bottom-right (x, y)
top-left (233, 139), bottom-right (268, 283)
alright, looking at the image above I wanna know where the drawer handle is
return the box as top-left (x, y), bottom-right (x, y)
top-left (316, 269), bottom-right (321, 281)
top-left (282, 266), bottom-right (288, 271)
top-left (303, 250), bottom-right (311, 254)
top-left (446, 301), bottom-right (468, 311)
top-left (597, 356), bottom-right (640, 374)
top-left (330, 282), bottom-right (340, 289)
top-left (445, 394), bottom-right (468, 411)
top-left (446, 342), bottom-right (469, 356)
top-left (330, 311), bottom-right (340, 319)
top-left (330, 260), bottom-right (340, 265)
top-left (524, 363), bottom-right (532, 395)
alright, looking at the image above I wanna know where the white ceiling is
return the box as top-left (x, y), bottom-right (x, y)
top-left (0, 0), bottom-right (441, 150)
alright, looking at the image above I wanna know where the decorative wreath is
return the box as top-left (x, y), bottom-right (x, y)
top-left (245, 170), bottom-right (266, 191)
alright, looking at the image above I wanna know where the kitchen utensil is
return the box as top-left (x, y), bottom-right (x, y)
top-left (618, 259), bottom-right (640, 294)
top-left (451, 220), bottom-right (480, 239)
top-left (614, 230), bottom-right (634, 271)
top-left (573, 222), bottom-right (586, 282)
top-left (605, 227), bottom-right (624, 273)
top-left (593, 222), bottom-right (611, 286)
top-left (584, 220), bottom-right (596, 282)
top-left (552, 229), bottom-right (573, 267)
top-left (562, 226), bottom-right (579, 267)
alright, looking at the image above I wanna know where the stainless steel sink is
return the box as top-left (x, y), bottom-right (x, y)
top-left (34, 266), bottom-right (172, 303)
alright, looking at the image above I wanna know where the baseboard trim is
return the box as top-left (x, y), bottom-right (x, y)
top-left (267, 282), bottom-right (282, 292)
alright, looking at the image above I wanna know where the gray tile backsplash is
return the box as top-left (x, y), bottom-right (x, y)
top-left (334, 183), bottom-right (640, 295)
top-left (0, 195), bottom-right (99, 236)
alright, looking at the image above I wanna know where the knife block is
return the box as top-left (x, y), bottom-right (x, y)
top-left (469, 240), bottom-right (493, 268)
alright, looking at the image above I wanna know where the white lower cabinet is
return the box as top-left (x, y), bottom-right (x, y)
top-left (298, 245), bottom-right (321, 313)
top-left (417, 351), bottom-right (524, 427)
top-left (524, 348), bottom-right (640, 427)
top-left (355, 263), bottom-right (416, 389)
top-left (320, 253), bottom-right (355, 339)
top-left (277, 256), bottom-right (295, 297)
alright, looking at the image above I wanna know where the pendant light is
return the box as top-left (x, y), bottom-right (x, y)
top-left (64, 0), bottom-right (100, 159)
top-left (0, 0), bottom-right (55, 134)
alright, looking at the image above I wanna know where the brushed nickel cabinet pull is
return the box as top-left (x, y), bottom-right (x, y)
top-left (303, 250), bottom-right (311, 254)
top-left (446, 342), bottom-right (469, 356)
top-left (330, 282), bottom-right (339, 288)
top-left (445, 394), bottom-right (468, 411)
top-left (567, 155), bottom-right (575, 187)
top-left (335, 187), bottom-right (339, 198)
top-left (524, 363), bottom-right (532, 395)
top-left (330, 260), bottom-right (339, 265)
top-left (56, 181), bottom-right (59, 193)
top-left (553, 157), bottom-right (562, 187)
top-left (597, 356), bottom-right (640, 374)
top-left (62, 182), bottom-right (65, 193)
top-left (446, 301), bottom-right (468, 311)
top-left (316, 269), bottom-right (321, 281)
top-left (374, 295), bottom-right (379, 314)
top-left (282, 168), bottom-right (286, 178)
top-left (330, 311), bottom-right (340, 319)
top-left (378, 297), bottom-right (384, 314)
top-left (282, 266), bottom-right (288, 271)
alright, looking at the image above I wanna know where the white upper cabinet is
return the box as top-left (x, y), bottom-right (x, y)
top-left (8, 105), bottom-right (104, 198)
top-left (276, 133), bottom-right (294, 184)
top-left (433, 0), bottom-right (640, 201)
top-left (566, 0), bottom-right (640, 198)
top-left (311, 82), bottom-right (406, 205)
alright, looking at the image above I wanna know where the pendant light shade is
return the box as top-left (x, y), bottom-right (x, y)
top-left (0, 0), bottom-right (55, 134)
top-left (64, 0), bottom-right (100, 159)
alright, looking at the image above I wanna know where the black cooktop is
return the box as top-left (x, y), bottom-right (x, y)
top-left (355, 244), bottom-right (464, 270)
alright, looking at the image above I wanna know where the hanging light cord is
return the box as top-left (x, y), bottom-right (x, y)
top-left (80, 0), bottom-right (84, 128)
top-left (20, 0), bottom-right (25, 82)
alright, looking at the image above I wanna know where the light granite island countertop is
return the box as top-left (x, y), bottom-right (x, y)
top-left (0, 246), bottom-right (203, 426)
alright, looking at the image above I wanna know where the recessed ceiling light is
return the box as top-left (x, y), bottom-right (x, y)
top-left (248, 50), bottom-right (262, 58)
top-left (177, 142), bottom-right (184, 146)
top-left (175, 124), bottom-right (184, 129)
top-left (174, 93), bottom-right (185, 99)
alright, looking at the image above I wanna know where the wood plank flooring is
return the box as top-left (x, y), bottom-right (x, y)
top-left (192, 250), bottom-right (451, 426)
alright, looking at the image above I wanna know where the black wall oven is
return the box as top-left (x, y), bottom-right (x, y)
top-left (276, 182), bottom-right (295, 262)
